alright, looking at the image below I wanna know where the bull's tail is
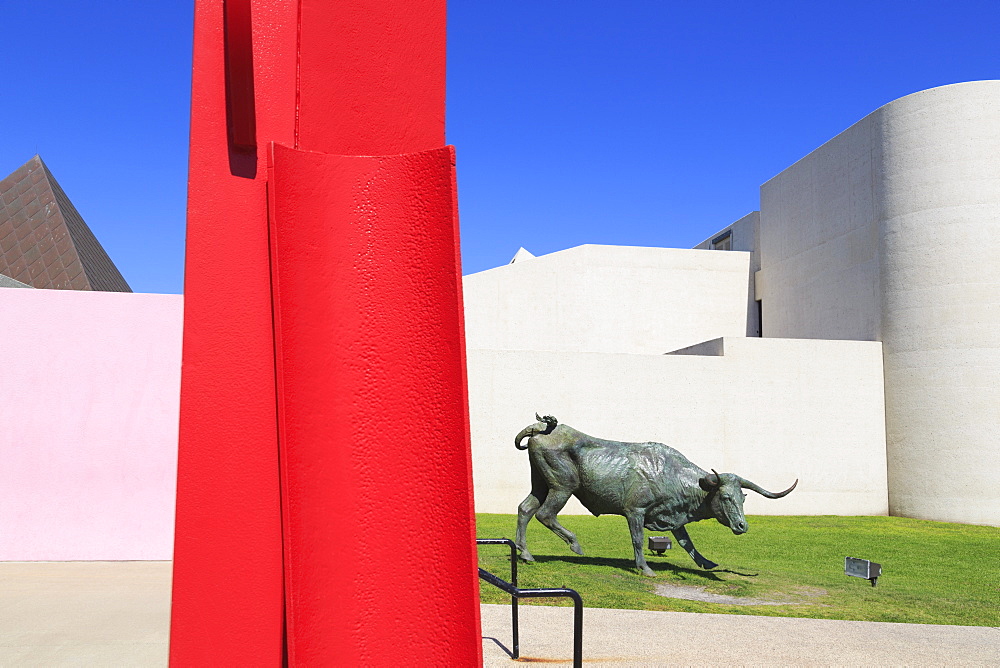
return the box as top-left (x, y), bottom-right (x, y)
top-left (515, 413), bottom-right (558, 450)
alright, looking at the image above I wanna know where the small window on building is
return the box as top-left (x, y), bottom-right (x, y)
top-left (710, 231), bottom-right (732, 251)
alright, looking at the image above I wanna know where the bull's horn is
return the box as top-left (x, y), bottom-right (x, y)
top-left (698, 469), bottom-right (722, 491)
top-left (739, 477), bottom-right (798, 499)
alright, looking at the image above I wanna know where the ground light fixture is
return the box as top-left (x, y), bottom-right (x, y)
top-left (648, 536), bottom-right (672, 555)
top-left (845, 557), bottom-right (882, 587)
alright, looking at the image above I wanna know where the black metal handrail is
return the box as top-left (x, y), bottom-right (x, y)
top-left (476, 538), bottom-right (583, 667)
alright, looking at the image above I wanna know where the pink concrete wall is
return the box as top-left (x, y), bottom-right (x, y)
top-left (0, 288), bottom-right (182, 560)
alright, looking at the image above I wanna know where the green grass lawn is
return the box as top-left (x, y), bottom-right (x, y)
top-left (476, 513), bottom-right (1000, 627)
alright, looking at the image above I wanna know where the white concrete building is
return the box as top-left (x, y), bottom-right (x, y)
top-left (465, 80), bottom-right (1000, 527)
top-left (2, 82), bottom-right (995, 562)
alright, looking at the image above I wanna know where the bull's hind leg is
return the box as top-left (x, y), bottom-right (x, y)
top-left (515, 469), bottom-right (548, 562)
top-left (626, 512), bottom-right (655, 577)
top-left (515, 494), bottom-right (542, 562)
top-left (534, 489), bottom-right (584, 556)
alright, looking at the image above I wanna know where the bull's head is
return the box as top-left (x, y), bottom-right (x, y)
top-left (698, 469), bottom-right (797, 535)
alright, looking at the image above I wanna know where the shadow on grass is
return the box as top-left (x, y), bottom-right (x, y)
top-left (524, 554), bottom-right (756, 580)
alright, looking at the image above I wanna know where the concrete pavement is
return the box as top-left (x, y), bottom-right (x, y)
top-left (2, 562), bottom-right (997, 666)
top-left (481, 603), bottom-right (1000, 666)
top-left (0, 562), bottom-right (171, 666)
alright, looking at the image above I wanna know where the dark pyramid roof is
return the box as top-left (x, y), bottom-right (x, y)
top-left (0, 156), bottom-right (131, 291)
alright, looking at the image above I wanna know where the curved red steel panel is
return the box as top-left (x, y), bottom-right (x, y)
top-left (268, 142), bottom-right (480, 665)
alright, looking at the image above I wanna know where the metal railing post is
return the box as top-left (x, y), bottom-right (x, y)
top-left (509, 539), bottom-right (519, 659)
top-left (476, 538), bottom-right (582, 667)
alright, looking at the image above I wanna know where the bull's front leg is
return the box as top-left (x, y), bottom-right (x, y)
top-left (625, 512), bottom-right (655, 577)
top-left (671, 525), bottom-right (718, 570)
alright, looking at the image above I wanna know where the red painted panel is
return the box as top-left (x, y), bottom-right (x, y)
top-left (296, 0), bottom-right (446, 155)
top-left (268, 143), bottom-right (481, 665)
top-left (170, 0), bottom-right (296, 664)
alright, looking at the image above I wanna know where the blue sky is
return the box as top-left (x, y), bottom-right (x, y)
top-left (2, 1), bottom-right (997, 294)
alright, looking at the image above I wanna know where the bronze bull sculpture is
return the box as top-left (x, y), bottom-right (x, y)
top-left (515, 414), bottom-right (797, 576)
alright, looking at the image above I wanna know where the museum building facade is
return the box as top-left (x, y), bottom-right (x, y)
top-left (1, 81), bottom-right (997, 561)
top-left (465, 80), bottom-right (1000, 527)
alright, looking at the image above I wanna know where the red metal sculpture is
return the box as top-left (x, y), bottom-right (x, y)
top-left (171, 1), bottom-right (481, 664)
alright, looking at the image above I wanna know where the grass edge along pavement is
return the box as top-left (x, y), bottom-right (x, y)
top-left (476, 513), bottom-right (1000, 627)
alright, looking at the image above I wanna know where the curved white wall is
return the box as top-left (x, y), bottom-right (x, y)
top-left (875, 82), bottom-right (1000, 525)
top-left (757, 81), bottom-right (1000, 526)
